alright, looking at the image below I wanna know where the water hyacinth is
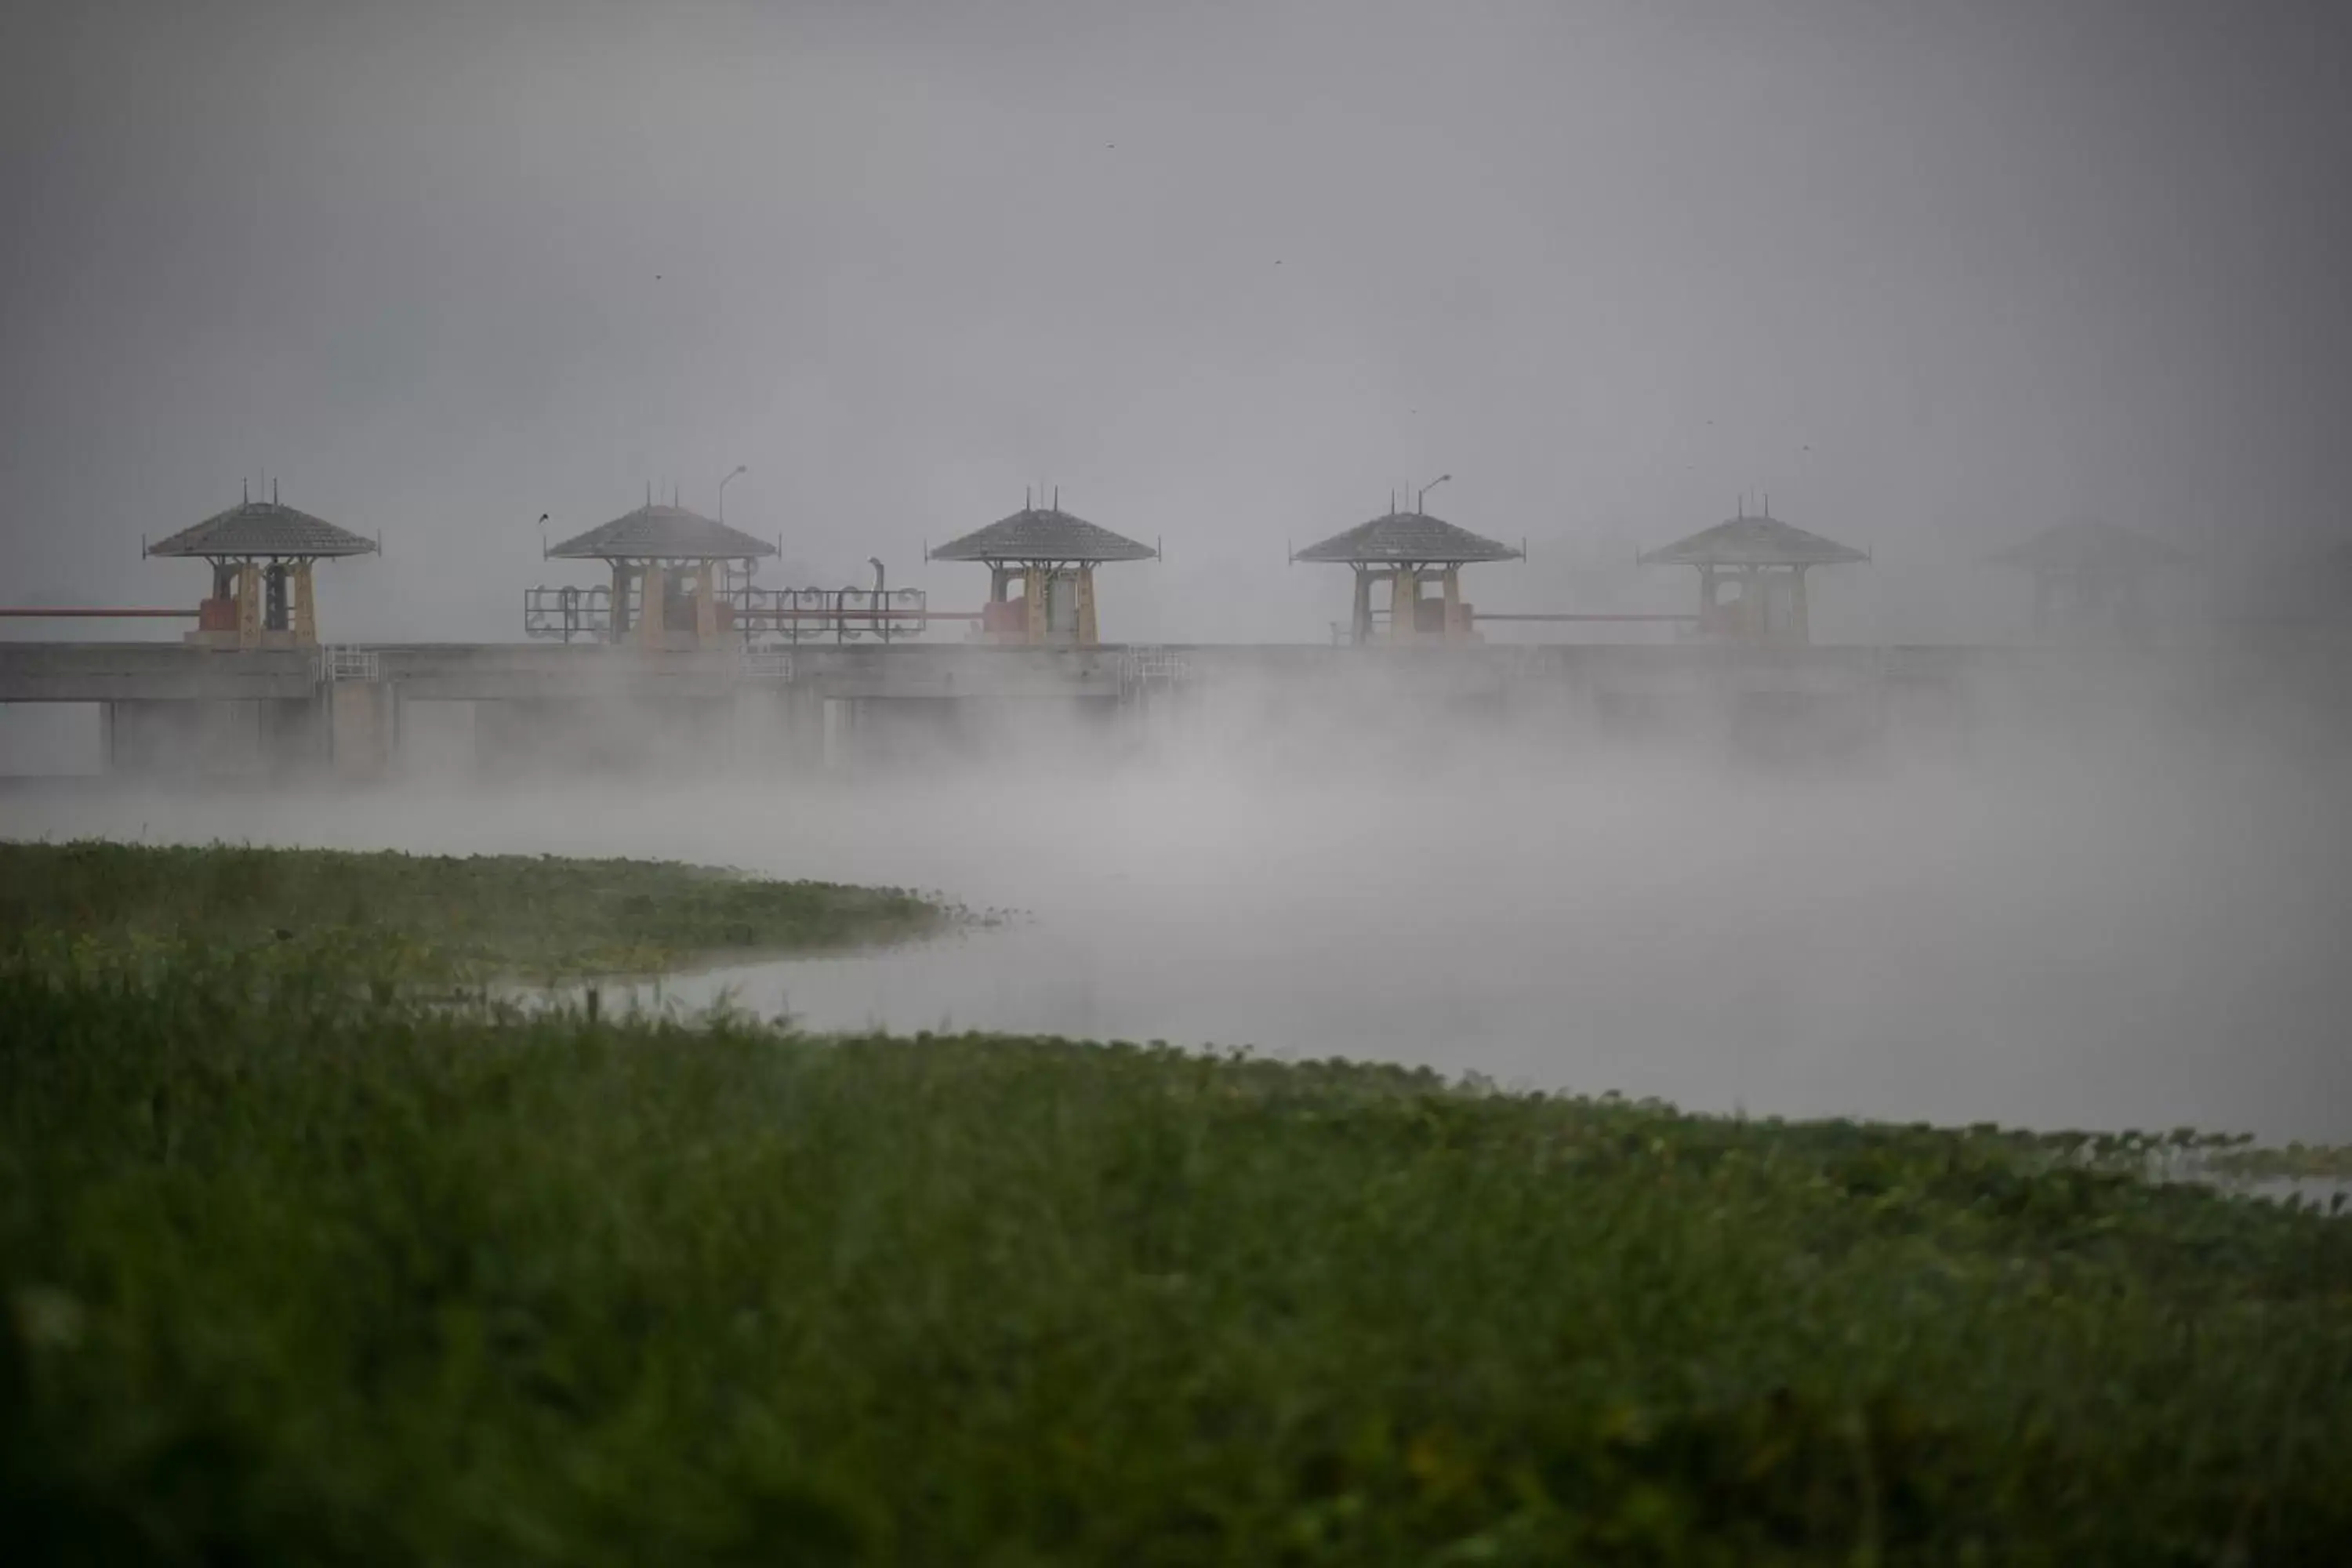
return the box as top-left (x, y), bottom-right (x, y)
top-left (2, 845), bottom-right (2349, 1563)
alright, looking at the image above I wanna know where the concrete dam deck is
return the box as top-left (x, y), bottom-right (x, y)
top-left (3, 636), bottom-right (2343, 776)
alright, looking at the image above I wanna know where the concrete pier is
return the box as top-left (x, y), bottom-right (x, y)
top-left (5, 635), bottom-right (2344, 779)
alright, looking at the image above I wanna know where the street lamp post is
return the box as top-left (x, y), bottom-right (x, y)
top-left (717, 464), bottom-right (748, 522)
top-left (1417, 473), bottom-right (1452, 511)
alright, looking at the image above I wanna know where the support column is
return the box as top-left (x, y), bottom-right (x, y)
top-left (1024, 567), bottom-right (1047, 645)
top-left (236, 562), bottom-right (263, 649)
top-left (638, 563), bottom-right (667, 650)
top-left (1352, 568), bottom-right (1373, 645)
top-left (695, 561), bottom-right (718, 644)
top-left (1441, 566), bottom-right (1462, 644)
top-left (610, 561), bottom-right (633, 642)
top-left (1389, 568), bottom-right (1419, 644)
top-left (329, 682), bottom-right (394, 780)
top-left (292, 561), bottom-right (318, 646)
top-left (777, 682), bottom-right (826, 773)
top-left (1790, 567), bottom-right (1810, 646)
top-left (1075, 566), bottom-right (1098, 646)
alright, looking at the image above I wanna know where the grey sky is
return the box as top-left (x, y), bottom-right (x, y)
top-left (3, 0), bottom-right (2346, 642)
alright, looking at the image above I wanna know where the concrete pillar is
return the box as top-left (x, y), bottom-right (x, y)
top-left (329, 682), bottom-right (394, 780)
top-left (609, 562), bottom-right (633, 641)
top-left (292, 561), bottom-right (318, 646)
top-left (260, 697), bottom-right (325, 774)
top-left (1390, 568), bottom-right (1419, 644)
top-left (749, 682), bottom-right (827, 773)
top-left (1441, 566), bottom-right (1462, 644)
top-left (236, 562), bottom-right (263, 649)
top-left (1352, 568), bottom-right (1374, 645)
top-left (1790, 567), bottom-right (1810, 646)
top-left (638, 564), bottom-right (667, 650)
top-left (1024, 567), bottom-right (1047, 645)
top-left (1076, 566), bottom-right (1098, 646)
top-left (695, 561), bottom-right (718, 644)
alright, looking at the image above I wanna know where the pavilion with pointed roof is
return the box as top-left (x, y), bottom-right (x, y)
top-left (542, 497), bottom-right (776, 649)
top-left (1640, 501), bottom-right (1866, 645)
top-left (928, 498), bottom-right (1156, 645)
top-left (146, 485), bottom-right (378, 649)
top-left (1294, 508), bottom-right (1521, 645)
top-left (1986, 520), bottom-right (2183, 640)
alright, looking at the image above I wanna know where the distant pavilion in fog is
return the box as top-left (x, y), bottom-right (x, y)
top-left (1986, 520), bottom-right (2184, 641)
top-left (1640, 500), bottom-right (1867, 646)
top-left (146, 483), bottom-right (378, 650)
top-left (546, 495), bottom-right (777, 650)
top-left (1294, 506), bottom-right (1522, 645)
top-left (929, 496), bottom-right (1156, 646)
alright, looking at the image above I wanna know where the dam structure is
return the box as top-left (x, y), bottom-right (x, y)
top-left (3, 489), bottom-right (2344, 779)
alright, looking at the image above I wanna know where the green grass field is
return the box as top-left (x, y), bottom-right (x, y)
top-left (3, 844), bottom-right (2348, 1563)
top-left (0, 839), bottom-right (946, 982)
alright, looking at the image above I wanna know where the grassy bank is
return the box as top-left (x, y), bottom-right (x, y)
top-left (2, 845), bottom-right (2349, 1563)
top-left (0, 840), bottom-right (947, 982)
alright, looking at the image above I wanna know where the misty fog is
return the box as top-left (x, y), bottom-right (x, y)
top-left (5, 0), bottom-right (2350, 1149)
top-left (7, 666), bottom-right (2347, 1144)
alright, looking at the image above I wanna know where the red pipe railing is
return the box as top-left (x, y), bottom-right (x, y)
top-left (1471, 612), bottom-right (1698, 622)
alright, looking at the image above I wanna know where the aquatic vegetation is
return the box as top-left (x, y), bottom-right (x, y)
top-left (2, 846), bottom-right (2348, 1562)
top-left (0, 839), bottom-right (946, 982)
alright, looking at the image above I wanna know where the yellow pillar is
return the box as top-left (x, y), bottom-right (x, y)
top-left (1024, 567), bottom-right (1047, 645)
top-left (236, 562), bottom-right (263, 649)
top-left (639, 563), bottom-right (667, 650)
top-left (1075, 566), bottom-right (1098, 646)
top-left (292, 561), bottom-right (318, 647)
top-left (695, 561), bottom-right (718, 644)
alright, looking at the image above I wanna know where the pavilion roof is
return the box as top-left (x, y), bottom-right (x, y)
top-left (1294, 510), bottom-right (1520, 566)
top-left (929, 507), bottom-right (1156, 564)
top-left (1642, 511), bottom-right (1867, 568)
top-left (146, 497), bottom-right (378, 560)
top-left (546, 504), bottom-right (776, 561)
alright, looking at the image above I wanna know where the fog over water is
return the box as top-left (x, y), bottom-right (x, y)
top-left (5, 0), bottom-right (2350, 1145)
top-left (8, 688), bottom-right (2347, 1144)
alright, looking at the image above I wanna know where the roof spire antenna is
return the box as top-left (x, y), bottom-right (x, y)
top-left (271, 477), bottom-right (278, 505)
top-left (646, 481), bottom-right (652, 507)
top-left (1025, 485), bottom-right (1033, 509)
top-left (242, 478), bottom-right (249, 504)
top-left (1762, 491), bottom-right (1769, 517)
top-left (1052, 485), bottom-right (1058, 510)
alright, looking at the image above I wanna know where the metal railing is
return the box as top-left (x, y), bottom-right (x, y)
top-left (524, 585), bottom-right (613, 642)
top-left (315, 646), bottom-right (380, 684)
top-left (728, 586), bottom-right (932, 644)
top-left (737, 648), bottom-right (795, 682)
top-left (1118, 646), bottom-right (1192, 698)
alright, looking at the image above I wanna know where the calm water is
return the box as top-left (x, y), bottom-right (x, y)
top-left (8, 736), bottom-right (2349, 1142)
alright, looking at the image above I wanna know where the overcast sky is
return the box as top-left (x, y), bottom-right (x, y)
top-left (2, 0), bottom-right (2346, 642)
